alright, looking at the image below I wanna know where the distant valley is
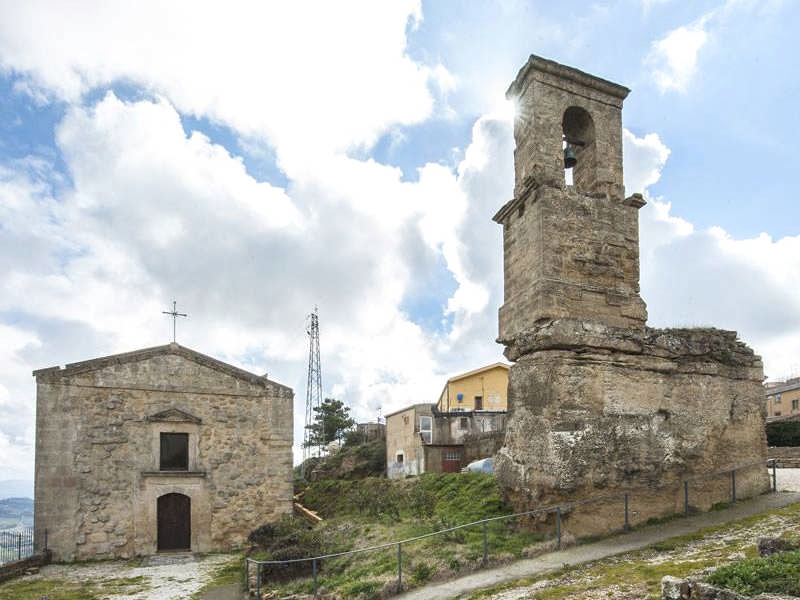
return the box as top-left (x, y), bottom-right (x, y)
top-left (0, 479), bottom-right (33, 501)
top-left (0, 497), bottom-right (33, 529)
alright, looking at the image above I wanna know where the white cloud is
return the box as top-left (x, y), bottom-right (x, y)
top-left (646, 15), bottom-right (710, 93)
top-left (622, 129), bottom-right (800, 380)
top-left (0, 85), bottom-right (517, 466)
top-left (623, 129), bottom-right (670, 194)
top-left (0, 0), bottom-right (449, 160)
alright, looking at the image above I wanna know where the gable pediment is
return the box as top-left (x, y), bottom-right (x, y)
top-left (146, 408), bottom-right (202, 424)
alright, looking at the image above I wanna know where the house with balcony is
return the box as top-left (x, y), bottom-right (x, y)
top-left (385, 363), bottom-right (509, 479)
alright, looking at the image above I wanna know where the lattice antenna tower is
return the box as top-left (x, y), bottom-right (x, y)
top-left (303, 306), bottom-right (323, 461)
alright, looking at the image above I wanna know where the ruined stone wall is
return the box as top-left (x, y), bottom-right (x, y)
top-left (495, 323), bottom-right (770, 536)
top-left (34, 349), bottom-right (293, 560)
top-left (493, 55), bottom-right (770, 539)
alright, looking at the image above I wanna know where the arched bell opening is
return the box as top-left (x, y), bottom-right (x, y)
top-left (562, 106), bottom-right (597, 193)
top-left (157, 493), bottom-right (191, 551)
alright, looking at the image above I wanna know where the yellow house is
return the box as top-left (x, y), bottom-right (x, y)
top-left (765, 378), bottom-right (800, 420)
top-left (436, 363), bottom-right (509, 413)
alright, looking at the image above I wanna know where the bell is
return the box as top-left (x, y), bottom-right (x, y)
top-left (563, 146), bottom-right (577, 169)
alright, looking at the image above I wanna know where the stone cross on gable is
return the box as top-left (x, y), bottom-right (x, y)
top-left (162, 301), bottom-right (187, 343)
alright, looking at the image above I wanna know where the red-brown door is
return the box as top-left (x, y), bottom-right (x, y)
top-left (157, 493), bottom-right (191, 551)
top-left (442, 452), bottom-right (462, 472)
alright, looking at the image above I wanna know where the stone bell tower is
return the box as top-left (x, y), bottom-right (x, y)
top-left (493, 56), bottom-right (768, 536)
top-left (493, 55), bottom-right (647, 355)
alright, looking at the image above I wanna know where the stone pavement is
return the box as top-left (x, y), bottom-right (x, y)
top-left (395, 491), bottom-right (800, 600)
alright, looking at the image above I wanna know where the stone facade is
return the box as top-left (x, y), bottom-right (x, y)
top-left (33, 343), bottom-right (293, 561)
top-left (493, 55), bottom-right (769, 536)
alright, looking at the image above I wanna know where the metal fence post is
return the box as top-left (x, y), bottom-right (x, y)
top-left (684, 481), bottom-right (689, 516)
top-left (556, 507), bottom-right (562, 550)
top-left (482, 521), bottom-right (488, 564)
top-left (772, 460), bottom-right (777, 492)
top-left (18, 533), bottom-right (22, 560)
top-left (397, 542), bottom-right (403, 588)
top-left (312, 559), bottom-right (318, 596)
top-left (256, 562), bottom-right (261, 599)
top-left (731, 470), bottom-right (736, 504)
top-left (624, 493), bottom-right (629, 532)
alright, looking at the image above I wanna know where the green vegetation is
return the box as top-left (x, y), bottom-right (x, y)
top-left (252, 473), bottom-right (545, 598)
top-left (304, 397), bottom-right (356, 447)
top-left (301, 438), bottom-right (387, 481)
top-left (708, 550), bottom-right (800, 596)
top-left (0, 575), bottom-right (149, 600)
top-left (191, 555), bottom-right (244, 599)
top-left (766, 420), bottom-right (800, 446)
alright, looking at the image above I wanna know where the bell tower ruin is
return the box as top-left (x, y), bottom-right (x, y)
top-left (493, 56), bottom-right (769, 535)
top-left (496, 55), bottom-right (647, 348)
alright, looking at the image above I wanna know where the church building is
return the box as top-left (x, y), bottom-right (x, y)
top-left (33, 343), bottom-right (293, 560)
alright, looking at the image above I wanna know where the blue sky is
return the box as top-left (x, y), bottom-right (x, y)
top-left (0, 0), bottom-right (798, 480)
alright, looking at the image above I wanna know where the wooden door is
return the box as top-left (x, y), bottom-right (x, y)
top-left (157, 493), bottom-right (191, 551)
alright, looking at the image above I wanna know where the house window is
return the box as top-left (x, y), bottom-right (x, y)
top-left (775, 411), bottom-right (782, 416)
top-left (793, 399), bottom-right (799, 411)
top-left (775, 394), bottom-right (782, 403)
top-left (419, 416), bottom-right (432, 444)
top-left (474, 396), bottom-right (483, 411)
top-left (396, 453), bottom-right (404, 464)
top-left (160, 433), bottom-right (189, 471)
top-left (459, 417), bottom-right (468, 430)
top-left (444, 451), bottom-right (461, 461)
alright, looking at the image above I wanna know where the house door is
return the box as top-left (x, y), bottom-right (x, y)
top-left (442, 451), bottom-right (462, 473)
top-left (157, 493), bottom-right (191, 551)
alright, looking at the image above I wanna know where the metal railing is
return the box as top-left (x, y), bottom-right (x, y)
top-left (245, 460), bottom-right (780, 598)
top-left (0, 528), bottom-right (35, 566)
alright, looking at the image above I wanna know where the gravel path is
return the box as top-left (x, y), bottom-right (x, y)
top-left (18, 552), bottom-right (238, 599)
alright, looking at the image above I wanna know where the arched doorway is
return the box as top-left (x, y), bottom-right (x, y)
top-left (157, 493), bottom-right (191, 551)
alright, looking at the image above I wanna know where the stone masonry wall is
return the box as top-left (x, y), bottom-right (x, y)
top-left (497, 187), bottom-right (647, 342)
top-left (34, 345), bottom-right (293, 561)
top-left (495, 323), bottom-right (770, 536)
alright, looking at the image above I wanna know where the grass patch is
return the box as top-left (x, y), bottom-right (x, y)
top-left (708, 550), bottom-right (800, 596)
top-left (0, 575), bottom-right (150, 600)
top-left (251, 473), bottom-right (544, 597)
top-left (191, 555), bottom-right (244, 598)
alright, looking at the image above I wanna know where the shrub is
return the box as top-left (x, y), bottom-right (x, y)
top-left (766, 421), bottom-right (800, 446)
top-left (410, 561), bottom-right (435, 584)
top-left (707, 550), bottom-right (800, 596)
top-left (248, 515), bottom-right (339, 582)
